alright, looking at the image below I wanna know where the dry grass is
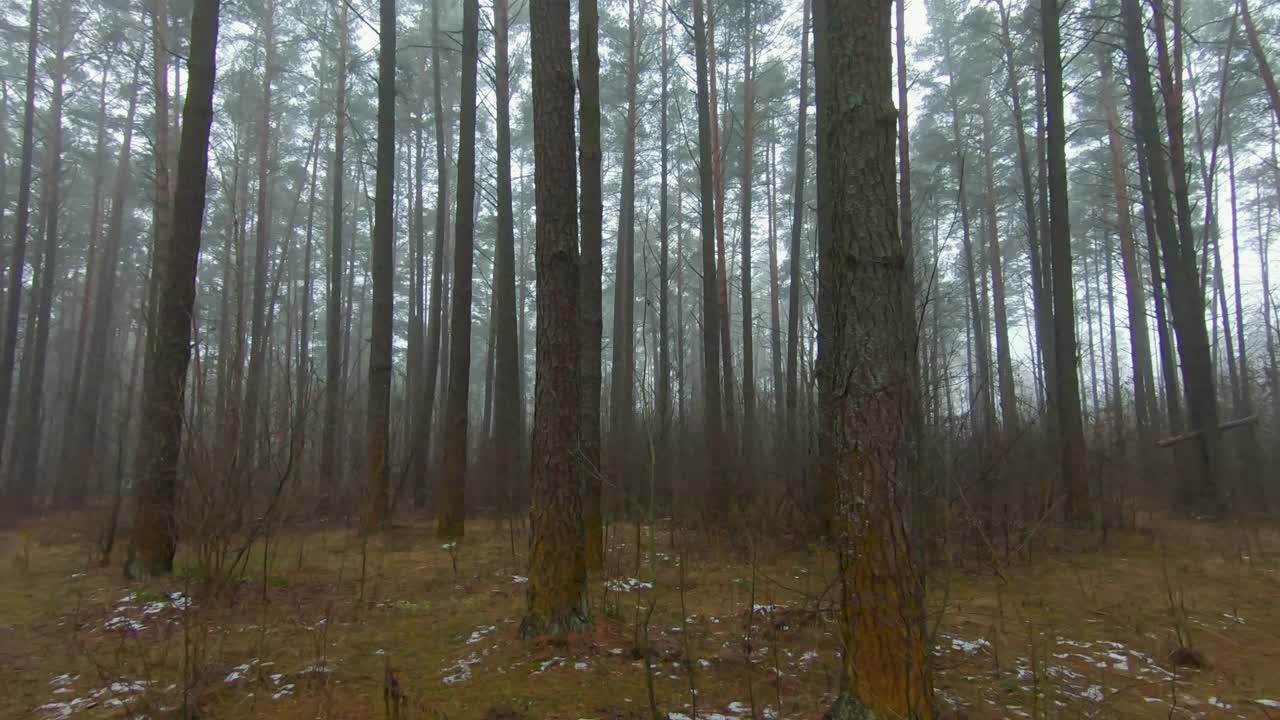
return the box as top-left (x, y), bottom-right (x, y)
top-left (3, 513), bottom-right (1280, 719)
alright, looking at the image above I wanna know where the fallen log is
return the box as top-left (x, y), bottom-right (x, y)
top-left (1155, 415), bottom-right (1258, 447)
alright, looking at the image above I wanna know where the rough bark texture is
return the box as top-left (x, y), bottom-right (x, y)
top-left (438, 0), bottom-right (480, 538)
top-left (521, 0), bottom-right (589, 638)
top-left (579, 0), bottom-right (605, 569)
top-left (1044, 0), bottom-right (1090, 525)
top-left (814, 0), bottom-right (934, 713)
top-left (126, 0), bottom-right (221, 579)
top-left (364, 0), bottom-right (395, 534)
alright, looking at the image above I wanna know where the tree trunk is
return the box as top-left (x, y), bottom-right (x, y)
top-left (609, 0), bottom-right (640, 504)
top-left (708, 0), bottom-right (735, 437)
top-left (320, 0), bottom-right (348, 511)
top-left (492, 0), bottom-right (521, 512)
top-left (1240, 0), bottom-right (1280, 129)
top-left (693, 0), bottom-right (726, 517)
top-left (814, 0), bottom-right (934, 713)
top-left (738, 0), bottom-right (756, 493)
top-left (657, 5), bottom-right (672, 509)
top-left (1101, 50), bottom-right (1157, 452)
top-left (786, 0), bottom-right (810, 456)
top-left (1123, 0), bottom-right (1223, 514)
top-left (981, 101), bottom-right (1018, 430)
top-left (10, 8), bottom-right (68, 511)
top-left (438, 0), bottom-right (480, 538)
top-left (995, 0), bottom-right (1055, 424)
top-left (578, 0), bottom-right (605, 568)
top-left (521, 0), bottom-right (589, 638)
top-left (126, 0), bottom-right (221, 579)
top-left (0, 0), bottom-right (40, 489)
top-left (1044, 0), bottom-right (1090, 525)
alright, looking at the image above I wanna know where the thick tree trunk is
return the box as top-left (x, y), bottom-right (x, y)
top-left (437, 0), bottom-right (480, 538)
top-left (578, 0), bottom-right (605, 568)
top-left (1044, 0), bottom-right (1090, 525)
top-left (814, 0), bottom-right (934, 714)
top-left (521, 0), bottom-right (588, 638)
top-left (126, 0), bottom-right (221, 578)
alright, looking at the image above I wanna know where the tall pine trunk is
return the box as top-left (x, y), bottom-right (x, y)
top-left (438, 0), bottom-right (480, 538)
top-left (126, 0), bottom-right (222, 578)
top-left (521, 0), bottom-right (588, 638)
top-left (320, 0), bottom-right (348, 511)
top-left (492, 0), bottom-right (521, 511)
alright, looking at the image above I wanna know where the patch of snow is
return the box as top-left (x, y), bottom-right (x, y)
top-left (48, 674), bottom-right (78, 688)
top-left (728, 701), bottom-right (751, 713)
top-left (946, 636), bottom-right (991, 655)
top-left (302, 661), bottom-right (336, 674)
top-left (104, 615), bottom-right (146, 633)
top-left (272, 683), bottom-right (295, 699)
top-left (441, 541), bottom-right (458, 550)
top-left (443, 652), bottom-right (483, 685)
top-left (799, 650), bottom-right (820, 664)
top-left (467, 625), bottom-right (497, 644)
top-left (225, 660), bottom-right (259, 684)
top-left (68, 573), bottom-right (85, 579)
top-left (1106, 652), bottom-right (1130, 671)
top-left (109, 680), bottom-right (149, 694)
top-left (698, 658), bottom-right (711, 668)
top-left (667, 714), bottom-right (693, 720)
top-left (1082, 685), bottom-right (1105, 703)
top-left (752, 604), bottom-right (782, 614)
top-left (574, 661), bottom-right (589, 671)
top-left (511, 575), bottom-right (528, 584)
top-left (1209, 696), bottom-right (1231, 709)
top-left (1257, 699), bottom-right (1280, 709)
top-left (609, 647), bottom-right (625, 655)
top-left (604, 577), bottom-right (653, 592)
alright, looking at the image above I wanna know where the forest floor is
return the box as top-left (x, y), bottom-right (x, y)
top-left (3, 513), bottom-right (1280, 719)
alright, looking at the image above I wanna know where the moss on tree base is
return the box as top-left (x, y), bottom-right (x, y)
top-left (828, 694), bottom-right (877, 720)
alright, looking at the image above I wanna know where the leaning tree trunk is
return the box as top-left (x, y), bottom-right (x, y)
top-left (814, 0), bottom-right (934, 713)
top-left (437, 0), bottom-right (480, 539)
top-left (126, 0), bottom-right (222, 579)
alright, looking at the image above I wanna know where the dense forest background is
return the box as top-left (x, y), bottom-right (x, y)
top-left (1, 0), bottom-right (1279, 713)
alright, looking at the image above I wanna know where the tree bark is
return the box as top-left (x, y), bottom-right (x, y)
top-left (786, 0), bottom-right (810, 456)
top-left (814, 0), bottom-right (934, 713)
top-left (738, 0), bottom-right (757, 492)
top-left (320, 0), bottom-right (348, 511)
top-left (521, 0), bottom-right (589, 638)
top-left (126, 0), bottom-right (221, 578)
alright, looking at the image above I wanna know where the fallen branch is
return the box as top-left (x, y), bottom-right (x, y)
top-left (1155, 415), bottom-right (1257, 447)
